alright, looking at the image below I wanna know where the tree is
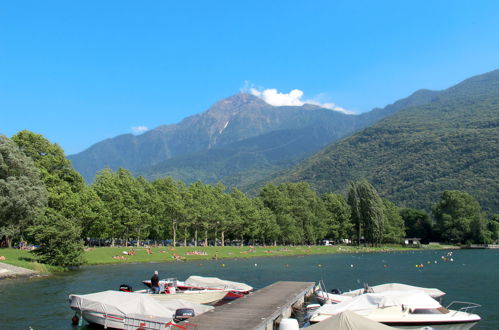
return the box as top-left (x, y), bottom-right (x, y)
top-left (0, 135), bottom-right (47, 247)
top-left (92, 169), bottom-right (127, 245)
top-left (185, 181), bottom-right (216, 246)
top-left (152, 177), bottom-right (186, 247)
top-left (400, 208), bottom-right (432, 242)
top-left (322, 193), bottom-right (352, 241)
top-left (432, 190), bottom-right (484, 244)
top-left (487, 216), bottom-right (499, 243)
top-left (382, 199), bottom-right (405, 243)
top-left (27, 208), bottom-right (84, 267)
top-left (76, 186), bottom-right (111, 240)
top-left (348, 180), bottom-right (385, 246)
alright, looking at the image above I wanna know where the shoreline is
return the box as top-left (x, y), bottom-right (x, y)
top-left (0, 262), bottom-right (40, 280)
top-left (0, 244), bottom-right (458, 279)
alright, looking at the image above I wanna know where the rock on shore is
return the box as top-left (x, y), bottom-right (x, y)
top-left (0, 262), bottom-right (38, 280)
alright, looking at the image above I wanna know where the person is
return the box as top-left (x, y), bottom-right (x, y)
top-left (151, 270), bottom-right (160, 294)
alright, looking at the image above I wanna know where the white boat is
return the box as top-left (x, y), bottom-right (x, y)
top-left (69, 290), bottom-right (213, 329)
top-left (310, 290), bottom-right (481, 330)
top-left (142, 275), bottom-right (253, 300)
top-left (314, 282), bottom-right (445, 305)
top-left (307, 310), bottom-right (396, 329)
top-left (141, 288), bottom-right (230, 304)
top-left (342, 283), bottom-right (446, 298)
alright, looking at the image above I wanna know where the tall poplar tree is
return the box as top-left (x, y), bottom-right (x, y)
top-left (348, 180), bottom-right (385, 246)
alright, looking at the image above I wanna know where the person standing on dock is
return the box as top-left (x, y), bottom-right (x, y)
top-left (151, 270), bottom-right (160, 294)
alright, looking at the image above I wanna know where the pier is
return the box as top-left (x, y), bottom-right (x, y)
top-left (181, 281), bottom-right (315, 330)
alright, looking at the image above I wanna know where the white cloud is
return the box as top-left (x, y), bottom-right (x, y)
top-left (248, 87), bottom-right (354, 114)
top-left (131, 126), bottom-right (149, 134)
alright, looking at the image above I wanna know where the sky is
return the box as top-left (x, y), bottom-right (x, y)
top-left (1, 1), bottom-right (499, 155)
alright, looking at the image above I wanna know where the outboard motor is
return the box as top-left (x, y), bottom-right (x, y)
top-left (330, 288), bottom-right (342, 294)
top-left (119, 284), bottom-right (133, 292)
top-left (174, 308), bottom-right (195, 322)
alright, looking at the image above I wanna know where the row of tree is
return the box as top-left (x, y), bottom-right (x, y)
top-left (1, 131), bottom-right (498, 267)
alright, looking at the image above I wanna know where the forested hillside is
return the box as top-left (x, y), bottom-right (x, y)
top-left (69, 89), bottom-right (434, 184)
top-left (270, 70), bottom-right (499, 213)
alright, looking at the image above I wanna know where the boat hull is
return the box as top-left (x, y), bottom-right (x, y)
top-left (81, 310), bottom-right (125, 329)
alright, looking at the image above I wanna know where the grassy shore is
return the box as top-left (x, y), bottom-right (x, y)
top-left (1, 244), bottom-right (456, 272)
top-left (0, 248), bottom-right (59, 273)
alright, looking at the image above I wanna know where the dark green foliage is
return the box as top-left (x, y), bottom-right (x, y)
top-left (347, 180), bottom-right (385, 246)
top-left (0, 135), bottom-right (47, 247)
top-left (382, 199), bottom-right (405, 243)
top-left (273, 69), bottom-right (499, 214)
top-left (322, 193), bottom-right (352, 240)
top-left (12, 131), bottom-right (87, 266)
top-left (259, 182), bottom-right (328, 244)
top-left (432, 190), bottom-right (484, 244)
top-left (27, 209), bottom-right (84, 267)
top-left (400, 208), bottom-right (433, 242)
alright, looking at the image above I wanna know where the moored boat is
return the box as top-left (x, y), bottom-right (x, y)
top-left (314, 282), bottom-right (445, 305)
top-left (142, 275), bottom-right (253, 300)
top-left (141, 288), bottom-right (230, 304)
top-left (69, 290), bottom-right (213, 329)
top-left (310, 290), bottom-right (481, 330)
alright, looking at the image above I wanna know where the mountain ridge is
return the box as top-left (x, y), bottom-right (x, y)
top-left (265, 69), bottom-right (499, 213)
top-left (69, 93), bottom-right (381, 182)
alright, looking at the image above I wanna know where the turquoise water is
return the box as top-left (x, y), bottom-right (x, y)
top-left (0, 249), bottom-right (497, 329)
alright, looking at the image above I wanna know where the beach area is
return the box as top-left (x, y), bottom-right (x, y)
top-left (0, 244), bottom-right (456, 279)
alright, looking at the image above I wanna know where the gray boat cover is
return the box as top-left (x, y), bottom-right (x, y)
top-left (313, 290), bottom-right (441, 317)
top-left (342, 283), bottom-right (445, 298)
top-left (184, 275), bottom-right (253, 292)
top-left (308, 310), bottom-right (395, 330)
top-left (69, 290), bottom-right (213, 319)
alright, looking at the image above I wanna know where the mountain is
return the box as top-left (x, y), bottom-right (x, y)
top-left (269, 69), bottom-right (499, 213)
top-left (70, 92), bottom-right (412, 183)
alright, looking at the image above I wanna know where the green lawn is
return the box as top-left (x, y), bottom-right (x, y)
top-left (0, 248), bottom-right (57, 273)
top-left (83, 244), bottom-right (423, 265)
top-left (1, 244), bottom-right (453, 272)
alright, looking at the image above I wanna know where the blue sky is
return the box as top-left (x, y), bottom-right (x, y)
top-left (1, 1), bottom-right (499, 155)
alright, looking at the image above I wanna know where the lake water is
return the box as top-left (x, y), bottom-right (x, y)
top-left (0, 249), bottom-right (497, 329)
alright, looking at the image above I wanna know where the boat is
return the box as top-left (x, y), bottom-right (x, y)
top-left (69, 290), bottom-right (213, 329)
top-left (309, 290), bottom-right (481, 329)
top-left (314, 282), bottom-right (445, 305)
top-left (307, 310), bottom-right (396, 329)
top-left (342, 283), bottom-right (446, 298)
top-left (141, 288), bottom-right (230, 304)
top-left (142, 275), bottom-right (253, 300)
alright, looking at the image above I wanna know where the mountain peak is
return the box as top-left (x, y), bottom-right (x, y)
top-left (213, 92), bottom-right (266, 108)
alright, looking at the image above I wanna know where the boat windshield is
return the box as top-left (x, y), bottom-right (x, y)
top-left (410, 307), bottom-right (449, 314)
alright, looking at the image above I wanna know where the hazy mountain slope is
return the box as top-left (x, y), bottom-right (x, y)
top-left (70, 93), bottom-right (386, 183)
top-left (270, 69), bottom-right (499, 213)
top-left (139, 117), bottom-right (351, 185)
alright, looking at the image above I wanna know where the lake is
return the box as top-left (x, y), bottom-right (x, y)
top-left (0, 249), bottom-right (497, 329)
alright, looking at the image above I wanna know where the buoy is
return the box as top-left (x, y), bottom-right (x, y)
top-left (254, 263), bottom-right (257, 267)
top-left (279, 318), bottom-right (299, 330)
top-left (350, 264), bottom-right (354, 268)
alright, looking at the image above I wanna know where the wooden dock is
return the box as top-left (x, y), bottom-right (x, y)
top-left (181, 281), bottom-right (315, 330)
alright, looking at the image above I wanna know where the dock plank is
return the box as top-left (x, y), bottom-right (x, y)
top-left (182, 281), bottom-right (315, 330)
